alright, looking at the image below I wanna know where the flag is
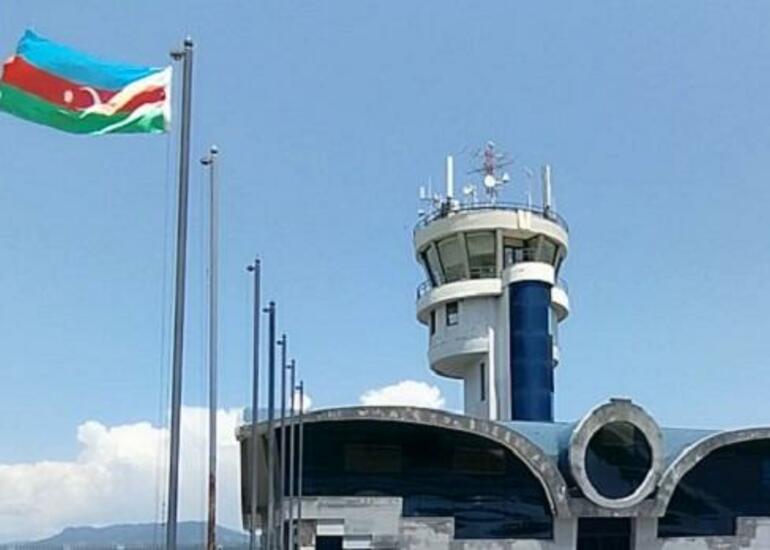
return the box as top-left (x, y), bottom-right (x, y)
top-left (0, 30), bottom-right (170, 134)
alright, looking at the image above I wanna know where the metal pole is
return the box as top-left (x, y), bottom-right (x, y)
top-left (296, 381), bottom-right (305, 550)
top-left (277, 335), bottom-right (288, 550)
top-left (166, 36), bottom-right (194, 550)
top-left (202, 146), bottom-right (219, 550)
top-left (287, 360), bottom-right (296, 550)
top-left (264, 302), bottom-right (277, 550)
top-left (246, 259), bottom-right (261, 550)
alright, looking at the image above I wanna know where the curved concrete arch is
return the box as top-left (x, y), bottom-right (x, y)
top-left (655, 427), bottom-right (770, 515)
top-left (285, 405), bottom-right (571, 517)
top-left (569, 399), bottom-right (664, 510)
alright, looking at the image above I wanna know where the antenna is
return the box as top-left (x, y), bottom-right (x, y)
top-left (419, 176), bottom-right (443, 214)
top-left (542, 164), bottom-right (552, 213)
top-left (446, 155), bottom-right (454, 199)
top-left (474, 142), bottom-right (511, 203)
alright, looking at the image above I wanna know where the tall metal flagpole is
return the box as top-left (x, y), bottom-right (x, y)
top-left (296, 381), bottom-right (305, 549)
top-left (166, 37), bottom-right (194, 550)
top-left (277, 334), bottom-right (288, 550)
top-left (246, 259), bottom-right (261, 550)
top-left (264, 302), bottom-right (277, 550)
top-left (201, 146), bottom-right (219, 550)
top-left (286, 360), bottom-right (296, 550)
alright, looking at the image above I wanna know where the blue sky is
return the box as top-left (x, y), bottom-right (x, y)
top-left (2, 0), bottom-right (770, 473)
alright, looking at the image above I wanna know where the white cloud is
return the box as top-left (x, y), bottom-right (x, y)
top-left (0, 407), bottom-right (245, 543)
top-left (291, 388), bottom-right (312, 412)
top-left (359, 380), bottom-right (446, 409)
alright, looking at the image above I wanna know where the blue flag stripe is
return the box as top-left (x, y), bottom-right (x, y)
top-left (16, 30), bottom-right (162, 91)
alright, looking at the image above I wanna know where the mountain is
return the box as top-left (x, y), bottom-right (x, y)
top-left (3, 521), bottom-right (251, 549)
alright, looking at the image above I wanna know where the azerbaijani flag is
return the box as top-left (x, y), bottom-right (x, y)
top-left (0, 30), bottom-right (170, 134)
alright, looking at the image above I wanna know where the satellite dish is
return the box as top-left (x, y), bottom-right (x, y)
top-left (483, 174), bottom-right (496, 189)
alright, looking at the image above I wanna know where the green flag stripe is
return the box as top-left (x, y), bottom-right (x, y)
top-left (0, 82), bottom-right (165, 134)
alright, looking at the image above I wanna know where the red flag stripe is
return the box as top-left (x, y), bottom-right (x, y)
top-left (1, 55), bottom-right (165, 112)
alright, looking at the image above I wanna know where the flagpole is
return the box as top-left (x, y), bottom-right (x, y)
top-left (296, 381), bottom-right (305, 549)
top-left (166, 37), bottom-right (193, 550)
top-left (286, 360), bottom-right (296, 550)
top-left (166, 36), bottom-right (194, 550)
top-left (201, 146), bottom-right (220, 550)
top-left (246, 259), bottom-right (262, 550)
top-left (264, 302), bottom-right (277, 550)
top-left (277, 333), bottom-right (288, 550)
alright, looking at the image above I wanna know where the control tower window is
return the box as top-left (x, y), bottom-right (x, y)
top-left (503, 238), bottom-right (525, 267)
top-left (539, 238), bottom-right (558, 264)
top-left (420, 251), bottom-right (436, 286)
top-left (425, 246), bottom-right (444, 285)
top-left (438, 237), bottom-right (466, 282)
top-left (526, 236), bottom-right (558, 265)
top-left (466, 231), bottom-right (496, 279)
top-left (446, 301), bottom-right (459, 326)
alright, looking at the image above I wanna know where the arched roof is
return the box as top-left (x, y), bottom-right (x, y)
top-left (654, 427), bottom-right (770, 515)
top-left (282, 406), bottom-right (571, 517)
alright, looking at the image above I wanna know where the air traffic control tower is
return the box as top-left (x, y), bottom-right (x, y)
top-left (414, 143), bottom-right (569, 422)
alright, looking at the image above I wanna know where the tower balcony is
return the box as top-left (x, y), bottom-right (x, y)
top-left (416, 271), bottom-right (570, 324)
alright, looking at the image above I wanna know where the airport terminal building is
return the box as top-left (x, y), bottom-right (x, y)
top-left (238, 149), bottom-right (770, 549)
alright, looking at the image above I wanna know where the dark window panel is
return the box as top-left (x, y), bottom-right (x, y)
top-left (659, 440), bottom-right (770, 537)
top-left (294, 420), bottom-right (553, 540)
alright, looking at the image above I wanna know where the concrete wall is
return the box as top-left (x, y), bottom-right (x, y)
top-left (293, 497), bottom-right (770, 549)
top-left (634, 517), bottom-right (770, 550)
top-left (291, 497), bottom-right (579, 550)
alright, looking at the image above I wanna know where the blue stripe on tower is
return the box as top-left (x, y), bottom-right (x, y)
top-left (508, 280), bottom-right (554, 421)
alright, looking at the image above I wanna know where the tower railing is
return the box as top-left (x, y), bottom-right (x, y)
top-left (416, 272), bottom-right (569, 300)
top-left (415, 201), bottom-right (569, 232)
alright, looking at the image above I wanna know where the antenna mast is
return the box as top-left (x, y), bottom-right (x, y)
top-left (477, 141), bottom-right (510, 203)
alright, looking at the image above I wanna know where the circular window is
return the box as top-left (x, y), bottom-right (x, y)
top-left (584, 421), bottom-right (652, 499)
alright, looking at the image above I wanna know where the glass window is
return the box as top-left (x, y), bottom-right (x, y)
top-left (539, 238), bottom-right (558, 265)
top-left (298, 420), bottom-right (554, 539)
top-left (577, 518), bottom-right (631, 549)
top-left (437, 237), bottom-right (465, 282)
top-left (430, 310), bottom-right (436, 336)
top-left (480, 362), bottom-right (486, 402)
top-left (554, 250), bottom-right (564, 275)
top-left (659, 440), bottom-right (770, 537)
top-left (316, 537), bottom-right (343, 550)
top-left (425, 246), bottom-right (444, 285)
top-left (503, 238), bottom-right (525, 267)
top-left (585, 422), bottom-right (652, 499)
top-left (453, 446), bottom-right (504, 475)
top-left (420, 251), bottom-right (436, 286)
top-left (446, 301), bottom-right (459, 326)
top-left (345, 444), bottom-right (402, 474)
top-left (466, 231), bottom-right (496, 279)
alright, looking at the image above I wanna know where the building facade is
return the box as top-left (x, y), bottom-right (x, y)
top-left (238, 148), bottom-right (770, 549)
